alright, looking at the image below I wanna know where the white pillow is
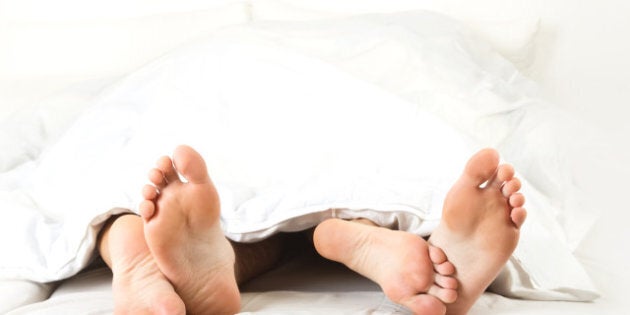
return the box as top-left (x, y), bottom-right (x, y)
top-left (250, 0), bottom-right (540, 72)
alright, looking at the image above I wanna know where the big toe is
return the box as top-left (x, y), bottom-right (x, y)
top-left (462, 148), bottom-right (500, 187)
top-left (172, 145), bottom-right (211, 184)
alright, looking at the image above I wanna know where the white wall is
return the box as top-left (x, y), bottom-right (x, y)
top-left (0, 0), bottom-right (251, 120)
top-left (527, 0), bottom-right (630, 137)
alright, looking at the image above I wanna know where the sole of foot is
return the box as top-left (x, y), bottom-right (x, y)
top-left (314, 218), bottom-right (458, 315)
top-left (428, 148), bottom-right (527, 315)
top-left (140, 145), bottom-right (240, 315)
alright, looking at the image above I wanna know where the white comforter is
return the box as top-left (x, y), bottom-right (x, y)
top-left (0, 11), bottom-right (597, 303)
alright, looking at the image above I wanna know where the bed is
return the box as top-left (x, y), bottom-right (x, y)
top-left (1, 1), bottom-right (629, 314)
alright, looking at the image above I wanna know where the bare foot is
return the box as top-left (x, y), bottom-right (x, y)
top-left (428, 148), bottom-right (527, 315)
top-left (313, 218), bottom-right (458, 315)
top-left (105, 215), bottom-right (185, 315)
top-left (140, 145), bottom-right (240, 315)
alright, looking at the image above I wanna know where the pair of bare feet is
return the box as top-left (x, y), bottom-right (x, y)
top-left (103, 145), bottom-right (526, 315)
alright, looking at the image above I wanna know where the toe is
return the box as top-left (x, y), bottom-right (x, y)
top-left (142, 185), bottom-right (158, 200)
top-left (429, 246), bottom-right (447, 264)
top-left (172, 145), bottom-right (211, 184)
top-left (428, 285), bottom-right (458, 304)
top-left (139, 200), bottom-right (156, 220)
top-left (435, 274), bottom-right (458, 290)
top-left (498, 164), bottom-right (515, 182)
top-left (157, 156), bottom-right (179, 184)
top-left (148, 168), bottom-right (166, 188)
top-left (400, 294), bottom-right (446, 315)
top-left (462, 148), bottom-right (500, 187)
top-left (509, 193), bottom-right (525, 208)
top-left (502, 178), bottom-right (522, 197)
top-left (434, 261), bottom-right (455, 276)
top-left (511, 207), bottom-right (527, 228)
top-left (490, 164), bottom-right (514, 187)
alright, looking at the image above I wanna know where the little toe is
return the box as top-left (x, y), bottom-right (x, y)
top-left (142, 185), bottom-right (158, 200)
top-left (502, 178), bottom-right (522, 197)
top-left (435, 274), bottom-right (458, 290)
top-left (434, 261), bottom-right (455, 276)
top-left (428, 285), bottom-right (457, 304)
top-left (509, 193), bottom-right (525, 208)
top-left (139, 200), bottom-right (156, 220)
top-left (429, 246), bottom-right (447, 264)
top-left (148, 168), bottom-right (166, 188)
top-left (511, 207), bottom-right (527, 228)
top-left (157, 156), bottom-right (179, 184)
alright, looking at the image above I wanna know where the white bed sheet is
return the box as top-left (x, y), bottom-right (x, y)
top-left (6, 245), bottom-right (627, 315)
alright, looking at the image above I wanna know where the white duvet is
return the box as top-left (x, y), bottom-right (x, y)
top-left (0, 11), bottom-right (597, 303)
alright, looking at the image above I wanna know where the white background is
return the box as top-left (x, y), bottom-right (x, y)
top-left (1, 0), bottom-right (629, 305)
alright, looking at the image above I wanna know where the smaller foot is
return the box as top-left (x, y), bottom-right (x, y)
top-left (140, 145), bottom-right (240, 315)
top-left (107, 215), bottom-right (185, 315)
top-left (429, 148), bottom-right (527, 315)
top-left (313, 218), bottom-right (458, 315)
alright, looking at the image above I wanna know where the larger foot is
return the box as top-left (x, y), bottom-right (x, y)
top-left (140, 145), bottom-right (240, 315)
top-left (314, 218), bottom-right (458, 315)
top-left (428, 148), bottom-right (527, 315)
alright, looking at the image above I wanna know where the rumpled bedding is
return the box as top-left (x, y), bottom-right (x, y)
top-left (0, 11), bottom-right (597, 302)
